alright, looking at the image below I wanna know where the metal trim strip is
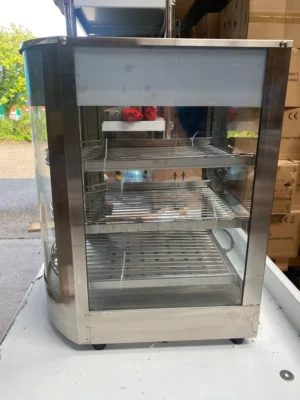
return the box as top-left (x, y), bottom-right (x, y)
top-left (20, 37), bottom-right (294, 54)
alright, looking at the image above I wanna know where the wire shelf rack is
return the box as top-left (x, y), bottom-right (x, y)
top-left (84, 182), bottom-right (247, 234)
top-left (86, 231), bottom-right (237, 290)
top-left (81, 138), bottom-right (255, 171)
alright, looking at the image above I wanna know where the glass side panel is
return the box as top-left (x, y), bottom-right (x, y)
top-left (24, 48), bottom-right (60, 299)
top-left (81, 105), bottom-right (260, 311)
top-left (30, 106), bottom-right (59, 298)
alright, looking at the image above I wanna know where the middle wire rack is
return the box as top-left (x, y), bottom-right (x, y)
top-left (84, 181), bottom-right (247, 234)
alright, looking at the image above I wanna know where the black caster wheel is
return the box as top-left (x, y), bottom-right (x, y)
top-left (231, 338), bottom-right (244, 345)
top-left (93, 344), bottom-right (106, 350)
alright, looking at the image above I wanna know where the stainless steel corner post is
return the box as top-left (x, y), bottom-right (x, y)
top-left (242, 47), bottom-right (291, 309)
top-left (21, 38), bottom-right (292, 345)
top-left (165, 0), bottom-right (175, 38)
top-left (41, 40), bottom-right (89, 343)
top-left (165, 0), bottom-right (175, 139)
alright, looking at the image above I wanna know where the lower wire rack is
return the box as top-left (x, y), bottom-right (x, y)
top-left (86, 231), bottom-right (237, 290)
top-left (84, 182), bottom-right (247, 234)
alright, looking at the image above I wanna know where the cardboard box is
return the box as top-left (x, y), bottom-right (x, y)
top-left (220, 0), bottom-right (241, 38)
top-left (175, 0), bottom-right (195, 20)
top-left (285, 50), bottom-right (300, 108)
top-left (220, 0), bottom-right (300, 47)
top-left (229, 161), bottom-right (299, 213)
top-left (152, 169), bottom-right (202, 182)
top-left (292, 160), bottom-right (300, 209)
top-left (274, 258), bottom-right (290, 271)
top-left (247, 0), bottom-right (287, 14)
top-left (190, 26), bottom-right (197, 38)
top-left (285, 0), bottom-right (300, 48)
top-left (229, 137), bottom-right (258, 154)
top-left (272, 160), bottom-right (298, 213)
top-left (242, 0), bottom-right (288, 42)
top-left (288, 253), bottom-right (300, 267)
top-left (279, 107), bottom-right (300, 159)
top-left (195, 13), bottom-right (220, 38)
top-left (268, 211), bottom-right (300, 258)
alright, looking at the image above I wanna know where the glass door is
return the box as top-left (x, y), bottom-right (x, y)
top-left (80, 105), bottom-right (259, 311)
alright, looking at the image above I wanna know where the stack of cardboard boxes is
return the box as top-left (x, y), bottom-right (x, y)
top-left (219, 0), bottom-right (300, 46)
top-left (192, 0), bottom-right (300, 44)
top-left (191, 0), bottom-right (300, 270)
top-left (268, 111), bottom-right (300, 270)
top-left (192, 13), bottom-right (220, 38)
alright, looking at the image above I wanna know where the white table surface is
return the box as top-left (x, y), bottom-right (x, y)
top-left (0, 276), bottom-right (300, 399)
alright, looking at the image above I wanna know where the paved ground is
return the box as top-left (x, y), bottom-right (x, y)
top-left (0, 142), bottom-right (43, 341)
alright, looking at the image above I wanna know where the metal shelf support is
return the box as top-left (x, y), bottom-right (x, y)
top-left (64, 0), bottom-right (77, 36)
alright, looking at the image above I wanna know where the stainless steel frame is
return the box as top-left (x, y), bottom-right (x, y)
top-left (165, 0), bottom-right (175, 38)
top-left (56, 0), bottom-right (167, 38)
top-left (21, 37), bottom-right (291, 345)
top-left (243, 47), bottom-right (291, 307)
top-left (63, 0), bottom-right (77, 36)
top-left (21, 37), bottom-right (293, 49)
top-left (165, 0), bottom-right (175, 138)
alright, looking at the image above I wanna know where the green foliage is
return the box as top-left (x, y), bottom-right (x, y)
top-left (16, 112), bottom-right (32, 141)
top-left (228, 131), bottom-right (258, 138)
top-left (0, 113), bottom-right (32, 141)
top-left (0, 24), bottom-right (35, 116)
top-left (32, 109), bottom-right (47, 140)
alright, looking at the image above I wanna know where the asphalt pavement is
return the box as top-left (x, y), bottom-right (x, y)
top-left (0, 142), bottom-right (43, 341)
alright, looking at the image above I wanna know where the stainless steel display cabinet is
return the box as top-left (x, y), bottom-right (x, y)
top-left (21, 37), bottom-right (292, 347)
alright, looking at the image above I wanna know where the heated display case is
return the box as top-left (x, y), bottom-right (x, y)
top-left (21, 37), bottom-right (291, 347)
